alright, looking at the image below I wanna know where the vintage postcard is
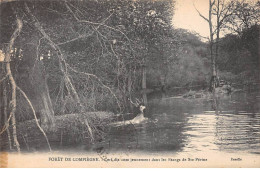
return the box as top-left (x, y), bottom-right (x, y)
top-left (0, 0), bottom-right (259, 168)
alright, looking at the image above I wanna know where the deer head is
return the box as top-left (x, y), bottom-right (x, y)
top-left (128, 97), bottom-right (146, 113)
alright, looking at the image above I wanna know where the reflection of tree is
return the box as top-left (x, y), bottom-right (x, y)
top-left (146, 99), bottom-right (190, 151)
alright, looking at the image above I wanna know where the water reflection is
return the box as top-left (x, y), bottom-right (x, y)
top-left (176, 91), bottom-right (259, 155)
top-left (104, 109), bottom-right (186, 153)
top-left (64, 90), bottom-right (258, 157)
top-left (183, 114), bottom-right (219, 153)
top-left (215, 112), bottom-right (260, 154)
top-left (103, 91), bottom-right (260, 155)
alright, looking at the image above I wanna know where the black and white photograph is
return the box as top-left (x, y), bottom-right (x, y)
top-left (0, 0), bottom-right (259, 168)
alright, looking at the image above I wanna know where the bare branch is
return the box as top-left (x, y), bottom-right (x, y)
top-left (67, 65), bottom-right (122, 113)
top-left (128, 98), bottom-right (139, 107)
top-left (193, 2), bottom-right (209, 23)
top-left (135, 98), bottom-right (141, 104)
top-left (65, 2), bottom-right (132, 43)
top-left (57, 31), bottom-right (95, 46)
top-left (211, 0), bottom-right (216, 7)
top-left (65, 1), bottom-right (136, 60)
top-left (25, 3), bottom-right (94, 141)
top-left (0, 75), bottom-right (7, 84)
top-left (212, 0), bottom-right (235, 34)
top-left (32, 37), bottom-right (44, 72)
top-left (0, 109), bottom-right (13, 135)
top-left (198, 34), bottom-right (210, 41)
top-left (16, 86), bottom-right (52, 152)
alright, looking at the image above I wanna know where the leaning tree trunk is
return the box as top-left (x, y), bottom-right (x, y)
top-left (4, 18), bottom-right (23, 152)
top-left (31, 59), bottom-right (55, 132)
top-left (24, 3), bottom-right (94, 140)
top-left (19, 30), bottom-right (55, 132)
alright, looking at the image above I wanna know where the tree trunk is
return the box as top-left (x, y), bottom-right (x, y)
top-left (127, 71), bottom-right (134, 111)
top-left (4, 18), bottom-right (23, 152)
top-left (209, 0), bottom-right (216, 80)
top-left (31, 59), bottom-right (55, 132)
top-left (20, 30), bottom-right (56, 132)
top-left (142, 65), bottom-right (147, 90)
top-left (58, 80), bottom-right (66, 114)
top-left (215, 0), bottom-right (221, 87)
top-left (26, 6), bottom-right (94, 140)
top-left (127, 71), bottom-right (132, 94)
top-left (3, 84), bottom-right (12, 150)
top-left (208, 0), bottom-right (217, 110)
top-left (142, 64), bottom-right (148, 105)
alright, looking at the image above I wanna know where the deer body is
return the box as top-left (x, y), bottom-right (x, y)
top-left (110, 104), bottom-right (147, 126)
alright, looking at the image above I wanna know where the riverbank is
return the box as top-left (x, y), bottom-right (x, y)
top-left (0, 111), bottom-right (116, 152)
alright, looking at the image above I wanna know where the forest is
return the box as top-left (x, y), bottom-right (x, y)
top-left (0, 0), bottom-right (259, 153)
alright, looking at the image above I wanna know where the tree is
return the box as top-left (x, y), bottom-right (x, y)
top-left (194, 0), bottom-right (219, 110)
top-left (2, 18), bottom-right (23, 152)
top-left (0, 1), bottom-right (56, 132)
top-left (61, 0), bottom-right (175, 106)
top-left (212, 0), bottom-right (235, 81)
top-left (217, 24), bottom-right (260, 83)
top-left (224, 0), bottom-right (260, 35)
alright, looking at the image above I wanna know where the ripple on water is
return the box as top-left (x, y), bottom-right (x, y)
top-left (182, 111), bottom-right (260, 154)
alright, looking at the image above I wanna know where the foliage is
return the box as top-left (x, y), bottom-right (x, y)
top-left (223, 0), bottom-right (260, 34)
top-left (0, 0), bottom-right (176, 119)
top-left (217, 24), bottom-right (259, 84)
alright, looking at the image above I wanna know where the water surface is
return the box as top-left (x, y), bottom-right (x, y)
top-left (92, 91), bottom-right (260, 156)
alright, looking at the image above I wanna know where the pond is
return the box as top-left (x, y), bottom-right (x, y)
top-left (84, 90), bottom-right (260, 156)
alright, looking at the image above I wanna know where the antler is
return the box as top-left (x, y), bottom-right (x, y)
top-left (135, 98), bottom-right (141, 104)
top-left (128, 97), bottom-right (143, 107)
top-left (128, 98), bottom-right (138, 107)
